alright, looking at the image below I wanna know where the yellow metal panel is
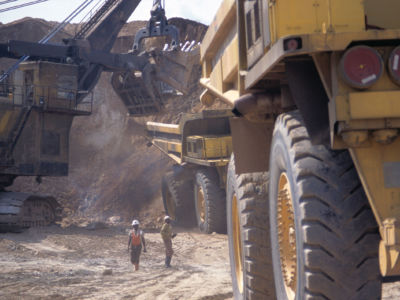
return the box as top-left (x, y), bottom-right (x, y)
top-left (188, 135), bottom-right (232, 159)
top-left (350, 140), bottom-right (400, 276)
top-left (222, 35), bottom-right (238, 83)
top-left (184, 156), bottom-right (230, 167)
top-left (200, 0), bottom-right (236, 62)
top-left (330, 1), bottom-right (364, 33)
top-left (350, 139), bottom-right (400, 229)
top-left (204, 136), bottom-right (232, 158)
top-left (349, 91), bottom-right (400, 120)
top-left (274, 0), bottom-right (320, 37)
top-left (152, 141), bottom-right (181, 164)
top-left (210, 60), bottom-right (223, 93)
top-left (202, 59), bottom-right (213, 78)
top-left (146, 122), bottom-right (181, 135)
top-left (315, 0), bottom-right (329, 33)
top-left (167, 141), bottom-right (182, 153)
top-left (153, 139), bottom-right (182, 153)
top-left (272, 0), bottom-right (364, 39)
top-left (152, 139), bottom-right (183, 165)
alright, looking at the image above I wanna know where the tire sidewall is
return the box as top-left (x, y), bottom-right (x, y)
top-left (178, 179), bottom-right (197, 228)
top-left (269, 127), bottom-right (305, 300)
top-left (226, 157), bottom-right (244, 299)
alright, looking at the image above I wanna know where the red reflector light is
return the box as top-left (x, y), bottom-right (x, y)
top-left (388, 46), bottom-right (400, 86)
top-left (283, 38), bottom-right (302, 51)
top-left (340, 46), bottom-right (383, 89)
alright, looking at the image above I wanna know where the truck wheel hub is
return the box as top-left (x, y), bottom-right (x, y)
top-left (197, 186), bottom-right (206, 223)
top-left (232, 194), bottom-right (243, 294)
top-left (277, 172), bottom-right (297, 300)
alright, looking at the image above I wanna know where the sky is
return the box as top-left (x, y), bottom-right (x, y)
top-left (0, 0), bottom-right (223, 25)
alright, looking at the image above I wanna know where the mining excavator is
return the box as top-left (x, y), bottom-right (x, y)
top-left (0, 0), bottom-right (198, 232)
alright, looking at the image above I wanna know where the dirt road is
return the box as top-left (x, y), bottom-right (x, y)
top-left (0, 225), bottom-right (233, 300)
top-left (1, 225), bottom-right (400, 300)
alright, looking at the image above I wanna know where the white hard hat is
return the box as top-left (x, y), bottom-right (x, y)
top-left (164, 216), bottom-right (170, 221)
top-left (132, 220), bottom-right (139, 226)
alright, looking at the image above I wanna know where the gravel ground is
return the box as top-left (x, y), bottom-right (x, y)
top-left (0, 224), bottom-right (399, 299)
top-left (0, 225), bottom-right (232, 300)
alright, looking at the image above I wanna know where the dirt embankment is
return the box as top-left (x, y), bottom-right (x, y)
top-left (0, 17), bottom-right (214, 227)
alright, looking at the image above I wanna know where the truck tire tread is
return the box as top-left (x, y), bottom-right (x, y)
top-left (271, 111), bottom-right (381, 300)
top-left (195, 168), bottom-right (226, 233)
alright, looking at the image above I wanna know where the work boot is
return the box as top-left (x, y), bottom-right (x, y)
top-left (165, 256), bottom-right (171, 268)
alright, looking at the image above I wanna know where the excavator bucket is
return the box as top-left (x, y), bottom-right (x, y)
top-left (154, 47), bottom-right (200, 95)
top-left (111, 0), bottom-right (200, 117)
top-left (111, 47), bottom-right (200, 117)
top-left (111, 69), bottom-right (164, 116)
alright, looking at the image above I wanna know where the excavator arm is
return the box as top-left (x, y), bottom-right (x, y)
top-left (0, 40), bottom-right (199, 116)
top-left (0, 40), bottom-right (150, 72)
top-left (0, 0), bottom-right (199, 115)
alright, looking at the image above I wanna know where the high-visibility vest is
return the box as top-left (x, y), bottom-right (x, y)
top-left (131, 231), bottom-right (141, 246)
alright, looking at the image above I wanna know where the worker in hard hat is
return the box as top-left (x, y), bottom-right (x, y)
top-left (160, 215), bottom-right (176, 268)
top-left (128, 219), bottom-right (146, 271)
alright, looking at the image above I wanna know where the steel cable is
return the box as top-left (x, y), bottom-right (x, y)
top-left (0, 0), bottom-right (96, 82)
top-left (39, 0), bottom-right (96, 43)
top-left (0, 0), bottom-right (18, 6)
top-left (77, 0), bottom-right (104, 26)
top-left (0, 0), bottom-right (49, 13)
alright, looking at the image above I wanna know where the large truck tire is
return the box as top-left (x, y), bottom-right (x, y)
top-left (226, 155), bottom-right (276, 299)
top-left (194, 168), bottom-right (226, 234)
top-left (269, 111), bottom-right (381, 300)
top-left (161, 171), bottom-right (196, 227)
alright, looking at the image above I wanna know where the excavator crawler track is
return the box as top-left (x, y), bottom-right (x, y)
top-left (0, 192), bottom-right (61, 233)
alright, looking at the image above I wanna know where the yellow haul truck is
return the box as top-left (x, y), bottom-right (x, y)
top-left (146, 109), bottom-right (232, 233)
top-left (199, 0), bottom-right (400, 299)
